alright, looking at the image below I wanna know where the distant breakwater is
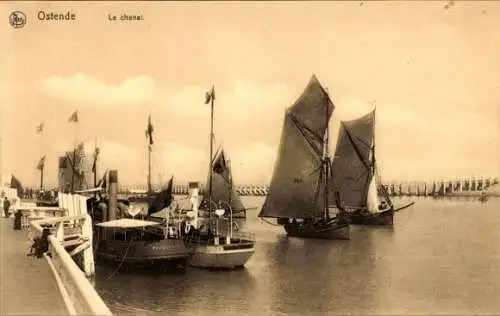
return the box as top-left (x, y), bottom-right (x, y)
top-left (126, 177), bottom-right (500, 198)
top-left (33, 177), bottom-right (499, 198)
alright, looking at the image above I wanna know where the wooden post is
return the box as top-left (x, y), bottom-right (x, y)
top-left (40, 165), bottom-right (44, 191)
top-left (108, 170), bottom-right (118, 221)
top-left (56, 221), bottom-right (64, 243)
top-left (82, 213), bottom-right (94, 277)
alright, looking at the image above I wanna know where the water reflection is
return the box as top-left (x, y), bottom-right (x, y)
top-left (95, 196), bottom-right (500, 315)
top-left (261, 226), bottom-right (389, 315)
top-left (95, 263), bottom-right (257, 315)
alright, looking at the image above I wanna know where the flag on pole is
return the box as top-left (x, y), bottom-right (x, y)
top-left (212, 148), bottom-right (230, 183)
top-left (145, 115), bottom-right (154, 145)
top-left (10, 175), bottom-right (23, 197)
top-left (74, 142), bottom-right (86, 175)
top-left (148, 176), bottom-right (174, 216)
top-left (205, 86), bottom-right (215, 104)
top-left (36, 122), bottom-right (44, 133)
top-left (36, 156), bottom-right (46, 170)
top-left (92, 145), bottom-right (100, 173)
top-left (68, 110), bottom-right (78, 123)
top-left (96, 170), bottom-right (108, 189)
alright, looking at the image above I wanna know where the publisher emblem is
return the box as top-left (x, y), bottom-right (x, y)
top-left (9, 11), bottom-right (26, 29)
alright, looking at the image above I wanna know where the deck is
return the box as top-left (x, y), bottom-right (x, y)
top-left (0, 217), bottom-right (67, 315)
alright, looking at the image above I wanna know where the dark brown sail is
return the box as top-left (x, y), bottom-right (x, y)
top-left (199, 147), bottom-right (246, 217)
top-left (259, 75), bottom-right (334, 219)
top-left (147, 176), bottom-right (174, 216)
top-left (330, 110), bottom-right (375, 209)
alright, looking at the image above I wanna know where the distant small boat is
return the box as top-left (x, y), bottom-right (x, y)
top-left (479, 191), bottom-right (488, 203)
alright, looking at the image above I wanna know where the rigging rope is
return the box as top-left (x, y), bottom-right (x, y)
top-left (260, 218), bottom-right (282, 227)
top-left (104, 239), bottom-right (133, 282)
top-left (93, 228), bottom-right (99, 257)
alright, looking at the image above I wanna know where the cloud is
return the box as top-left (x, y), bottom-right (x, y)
top-left (40, 74), bottom-right (160, 107)
top-left (38, 74), bottom-right (292, 125)
top-left (33, 74), bottom-right (498, 186)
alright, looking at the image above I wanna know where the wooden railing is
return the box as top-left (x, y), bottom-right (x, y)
top-left (28, 193), bottom-right (112, 316)
top-left (30, 214), bottom-right (111, 316)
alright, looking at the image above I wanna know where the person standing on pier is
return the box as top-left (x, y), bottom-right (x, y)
top-left (3, 197), bottom-right (11, 218)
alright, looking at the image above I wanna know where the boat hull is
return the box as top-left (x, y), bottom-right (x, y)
top-left (283, 221), bottom-right (350, 240)
top-left (186, 239), bottom-right (255, 269)
top-left (349, 210), bottom-right (394, 226)
top-left (95, 238), bottom-right (192, 267)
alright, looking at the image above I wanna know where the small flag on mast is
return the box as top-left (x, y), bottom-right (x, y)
top-left (10, 175), bottom-right (23, 197)
top-left (145, 115), bottom-right (154, 145)
top-left (92, 145), bottom-right (100, 173)
top-left (36, 122), bottom-right (44, 133)
top-left (205, 86), bottom-right (215, 104)
top-left (68, 110), bottom-right (78, 123)
top-left (36, 156), bottom-right (46, 170)
top-left (147, 175), bottom-right (174, 216)
top-left (212, 149), bottom-right (230, 184)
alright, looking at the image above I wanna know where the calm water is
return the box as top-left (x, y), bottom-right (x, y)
top-left (94, 196), bottom-right (500, 315)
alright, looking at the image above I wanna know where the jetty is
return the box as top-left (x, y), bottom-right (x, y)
top-left (0, 193), bottom-right (112, 316)
top-left (87, 176), bottom-right (498, 198)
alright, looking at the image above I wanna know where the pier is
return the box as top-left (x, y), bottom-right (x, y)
top-left (102, 176), bottom-right (499, 197)
top-left (0, 193), bottom-right (112, 316)
top-left (0, 219), bottom-right (67, 315)
top-left (33, 176), bottom-right (499, 198)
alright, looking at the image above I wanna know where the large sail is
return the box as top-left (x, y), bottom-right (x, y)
top-left (259, 75), bottom-right (334, 219)
top-left (199, 147), bottom-right (246, 217)
top-left (331, 110), bottom-right (375, 210)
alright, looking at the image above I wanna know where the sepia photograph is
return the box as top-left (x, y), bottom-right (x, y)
top-left (1, 1), bottom-right (499, 315)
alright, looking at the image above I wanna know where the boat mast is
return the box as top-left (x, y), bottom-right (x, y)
top-left (372, 105), bottom-right (376, 182)
top-left (93, 138), bottom-right (97, 188)
top-left (208, 87), bottom-right (215, 228)
top-left (71, 145), bottom-right (76, 193)
top-left (38, 122), bottom-right (44, 191)
top-left (323, 86), bottom-right (330, 220)
top-left (372, 106), bottom-right (392, 207)
top-left (228, 157), bottom-right (233, 238)
top-left (146, 114), bottom-right (153, 197)
top-left (147, 140), bottom-right (152, 196)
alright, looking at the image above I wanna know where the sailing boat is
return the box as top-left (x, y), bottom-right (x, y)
top-left (258, 75), bottom-right (350, 240)
top-left (331, 110), bottom-right (414, 226)
top-left (183, 86), bottom-right (256, 269)
top-left (198, 146), bottom-right (256, 219)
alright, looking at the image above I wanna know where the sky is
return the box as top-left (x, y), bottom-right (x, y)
top-left (1, 1), bottom-right (499, 187)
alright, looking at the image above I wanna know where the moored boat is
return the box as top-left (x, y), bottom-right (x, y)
top-left (182, 86), bottom-right (256, 269)
top-left (88, 170), bottom-right (192, 270)
top-left (94, 218), bottom-right (191, 268)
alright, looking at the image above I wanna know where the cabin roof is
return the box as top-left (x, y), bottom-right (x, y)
top-left (95, 218), bottom-right (161, 228)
